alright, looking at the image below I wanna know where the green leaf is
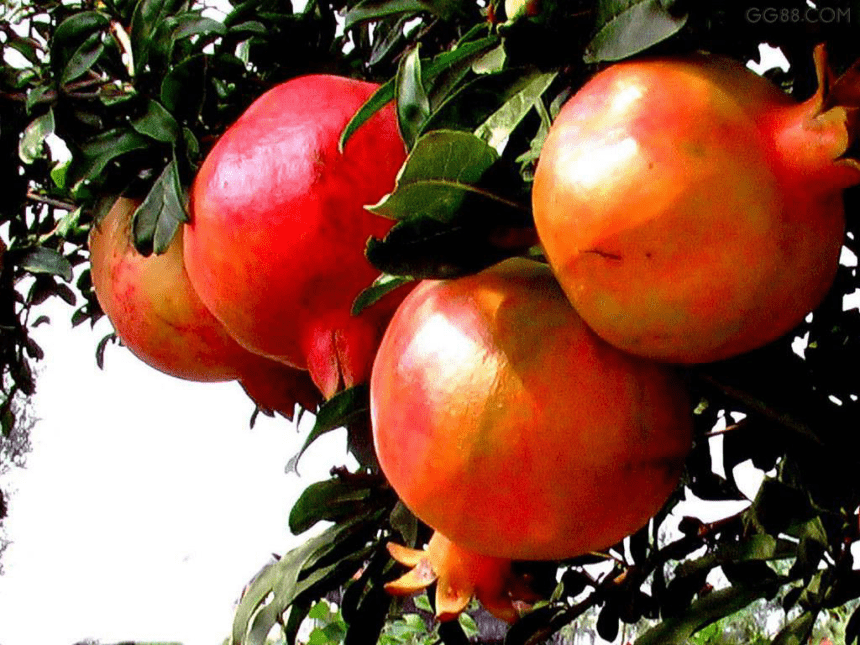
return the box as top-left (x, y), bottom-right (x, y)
top-left (172, 13), bottom-right (227, 40)
top-left (368, 130), bottom-right (499, 222)
top-left (130, 100), bottom-right (180, 143)
top-left (26, 85), bottom-right (54, 114)
top-left (771, 609), bottom-right (818, 645)
top-left (17, 247), bottom-right (73, 282)
top-left (233, 516), bottom-right (380, 645)
top-left (636, 584), bottom-right (775, 645)
top-left (340, 36), bottom-right (499, 150)
top-left (72, 127), bottom-right (151, 185)
top-left (130, 0), bottom-right (183, 74)
top-left (285, 385), bottom-right (370, 475)
top-left (18, 109), bottom-right (55, 164)
top-left (389, 501), bottom-right (419, 546)
top-left (420, 67), bottom-right (549, 136)
top-left (7, 34), bottom-right (41, 65)
top-left (366, 215), bottom-right (525, 279)
top-left (131, 158), bottom-right (188, 256)
top-left (396, 47), bottom-right (431, 150)
top-left (351, 274), bottom-right (414, 316)
top-left (61, 33), bottom-right (104, 85)
top-left (584, 0), bottom-right (688, 63)
top-left (288, 476), bottom-right (376, 535)
top-left (52, 11), bottom-right (109, 66)
top-left (473, 71), bottom-right (555, 154)
top-left (344, 0), bottom-right (462, 30)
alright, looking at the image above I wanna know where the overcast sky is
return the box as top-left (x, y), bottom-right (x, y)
top-left (0, 300), bottom-right (350, 645)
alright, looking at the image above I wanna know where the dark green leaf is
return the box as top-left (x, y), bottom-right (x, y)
top-left (473, 71), bottom-right (555, 153)
top-left (771, 608), bottom-right (818, 645)
top-left (629, 523), bottom-right (650, 564)
top-left (596, 601), bottom-right (619, 642)
top-left (285, 385), bottom-right (369, 474)
top-left (130, 100), bottom-right (180, 143)
top-left (790, 516), bottom-right (829, 580)
top-left (288, 477), bottom-right (375, 535)
top-left (96, 333), bottom-right (117, 370)
top-left (18, 109), bottom-right (55, 165)
top-left (131, 0), bottom-right (183, 74)
top-left (234, 515), bottom-right (379, 645)
top-left (389, 501), bottom-right (418, 546)
top-left (584, 0), bottom-right (688, 63)
top-left (339, 36), bottom-right (499, 150)
top-left (846, 603), bottom-right (860, 644)
top-left (61, 33), bottom-right (105, 85)
top-left (504, 604), bottom-right (571, 645)
top-left (160, 53), bottom-right (207, 117)
top-left (17, 247), bottom-right (73, 281)
top-left (368, 130), bottom-right (499, 222)
top-left (282, 600), bottom-right (313, 645)
top-left (637, 584), bottom-right (774, 645)
top-left (7, 35), bottom-right (42, 65)
top-left (52, 11), bottom-right (109, 65)
top-left (395, 47), bottom-right (431, 149)
top-left (344, 0), bottom-right (462, 30)
top-left (131, 158), bottom-right (188, 255)
top-left (366, 215), bottom-right (524, 279)
top-left (72, 128), bottom-right (150, 185)
top-left (351, 274), bottom-right (414, 315)
top-left (172, 13), bottom-right (227, 40)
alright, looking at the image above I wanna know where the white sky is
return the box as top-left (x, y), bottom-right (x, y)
top-left (0, 300), bottom-right (350, 645)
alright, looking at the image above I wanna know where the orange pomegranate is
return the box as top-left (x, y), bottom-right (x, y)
top-left (371, 258), bottom-right (692, 620)
top-left (185, 75), bottom-right (409, 398)
top-left (532, 46), bottom-right (860, 362)
top-left (89, 198), bottom-right (321, 418)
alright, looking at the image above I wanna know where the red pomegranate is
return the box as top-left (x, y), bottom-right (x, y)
top-left (371, 258), bottom-right (692, 620)
top-left (185, 75), bottom-right (409, 398)
top-left (532, 46), bottom-right (860, 362)
top-left (89, 198), bottom-right (321, 418)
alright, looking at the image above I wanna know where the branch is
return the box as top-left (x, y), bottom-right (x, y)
top-left (27, 191), bottom-right (75, 212)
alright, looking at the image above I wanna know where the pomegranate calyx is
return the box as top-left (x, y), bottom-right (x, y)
top-left (383, 534), bottom-right (534, 624)
top-left (808, 45), bottom-right (860, 170)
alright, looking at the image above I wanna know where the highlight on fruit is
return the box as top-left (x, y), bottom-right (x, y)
top-left (185, 74), bottom-right (411, 399)
top-left (371, 259), bottom-right (693, 620)
top-left (533, 45), bottom-right (860, 363)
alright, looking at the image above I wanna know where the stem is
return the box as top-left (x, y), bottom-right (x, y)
top-left (27, 191), bottom-right (75, 211)
top-left (697, 374), bottom-right (824, 447)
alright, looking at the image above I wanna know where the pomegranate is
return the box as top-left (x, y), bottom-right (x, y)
top-left (89, 198), bottom-right (321, 418)
top-left (185, 75), bottom-right (409, 398)
top-left (371, 258), bottom-right (692, 620)
top-left (532, 46), bottom-right (860, 362)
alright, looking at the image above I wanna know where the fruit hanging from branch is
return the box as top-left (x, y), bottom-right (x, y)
top-left (185, 75), bottom-right (410, 399)
top-left (371, 258), bottom-right (693, 620)
top-left (533, 46), bottom-right (860, 363)
top-left (89, 198), bottom-right (322, 418)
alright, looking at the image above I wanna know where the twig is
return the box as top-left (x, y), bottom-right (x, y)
top-left (26, 191), bottom-right (75, 212)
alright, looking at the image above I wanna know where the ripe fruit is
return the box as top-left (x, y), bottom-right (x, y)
top-left (185, 75), bottom-right (409, 398)
top-left (533, 46), bottom-right (860, 362)
top-left (371, 258), bottom-right (692, 620)
top-left (89, 198), bottom-right (321, 418)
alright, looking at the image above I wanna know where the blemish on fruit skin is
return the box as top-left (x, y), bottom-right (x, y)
top-left (582, 248), bottom-right (623, 261)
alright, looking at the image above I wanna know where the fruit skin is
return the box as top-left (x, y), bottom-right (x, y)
top-left (372, 258), bottom-right (692, 561)
top-left (89, 198), bottom-right (321, 418)
top-left (532, 47), bottom-right (860, 363)
top-left (185, 74), bottom-right (409, 398)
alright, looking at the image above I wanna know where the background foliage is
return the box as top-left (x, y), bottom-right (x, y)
top-left (2, 0), bottom-right (860, 643)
